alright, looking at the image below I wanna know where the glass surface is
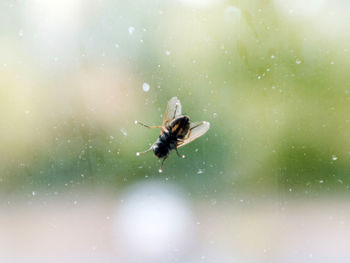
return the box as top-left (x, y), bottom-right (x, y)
top-left (1, 0), bottom-right (350, 262)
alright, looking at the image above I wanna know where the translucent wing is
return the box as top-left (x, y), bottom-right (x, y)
top-left (177, 121), bottom-right (210, 148)
top-left (162, 97), bottom-right (182, 126)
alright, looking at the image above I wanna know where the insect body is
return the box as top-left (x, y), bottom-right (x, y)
top-left (135, 97), bottom-right (210, 173)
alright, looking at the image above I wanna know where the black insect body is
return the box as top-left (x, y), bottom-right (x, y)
top-left (153, 116), bottom-right (190, 158)
top-left (135, 97), bottom-right (210, 172)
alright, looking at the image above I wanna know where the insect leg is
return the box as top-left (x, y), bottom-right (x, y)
top-left (134, 120), bottom-right (162, 129)
top-left (175, 148), bottom-right (185, 159)
top-left (158, 156), bottom-right (168, 173)
top-left (136, 145), bottom-right (154, 156)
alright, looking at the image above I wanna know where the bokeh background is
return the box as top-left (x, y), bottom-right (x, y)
top-left (1, 0), bottom-right (350, 262)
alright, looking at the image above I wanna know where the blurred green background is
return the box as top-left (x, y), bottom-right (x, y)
top-left (1, 0), bottom-right (350, 199)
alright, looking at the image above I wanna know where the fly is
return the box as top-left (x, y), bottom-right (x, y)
top-left (135, 97), bottom-right (210, 173)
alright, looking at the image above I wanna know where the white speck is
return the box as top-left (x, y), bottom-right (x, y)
top-left (73, 200), bottom-right (78, 205)
top-left (142, 82), bottom-right (150, 92)
top-left (18, 29), bottom-right (23, 37)
top-left (332, 155), bottom-right (338, 161)
top-left (213, 113), bottom-right (217, 118)
top-left (165, 50), bottom-right (171, 56)
top-left (296, 58), bottom-right (302, 64)
top-left (32, 191), bottom-right (36, 196)
top-left (81, 174), bottom-right (84, 178)
top-left (25, 110), bottom-right (30, 115)
top-left (120, 128), bottom-right (128, 136)
top-left (320, 180), bottom-right (324, 183)
top-left (115, 43), bottom-right (119, 48)
top-left (271, 55), bottom-right (275, 59)
top-left (330, 61), bottom-right (334, 65)
top-left (257, 75), bottom-right (261, 79)
top-left (128, 26), bottom-right (135, 35)
top-left (266, 68), bottom-right (270, 72)
top-left (136, 152), bottom-right (140, 156)
top-left (195, 148), bottom-right (199, 152)
top-left (197, 169), bottom-right (204, 174)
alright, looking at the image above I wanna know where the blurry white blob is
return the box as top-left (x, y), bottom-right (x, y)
top-left (113, 181), bottom-right (195, 263)
top-left (224, 6), bottom-right (241, 23)
top-left (128, 26), bottom-right (135, 35)
top-left (274, 0), bottom-right (350, 39)
top-left (177, 0), bottom-right (222, 8)
top-left (142, 82), bottom-right (150, 92)
top-left (22, 0), bottom-right (82, 65)
top-left (273, 0), bottom-right (325, 19)
top-left (120, 128), bottom-right (128, 137)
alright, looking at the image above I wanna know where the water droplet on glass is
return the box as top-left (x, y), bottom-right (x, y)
top-left (142, 82), bottom-right (150, 92)
top-left (120, 128), bottom-right (128, 136)
top-left (128, 26), bottom-right (135, 35)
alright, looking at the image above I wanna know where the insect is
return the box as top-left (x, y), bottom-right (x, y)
top-left (135, 97), bottom-right (210, 173)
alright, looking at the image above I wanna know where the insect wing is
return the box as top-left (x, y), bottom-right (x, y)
top-left (177, 121), bottom-right (210, 148)
top-left (162, 97), bottom-right (182, 126)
